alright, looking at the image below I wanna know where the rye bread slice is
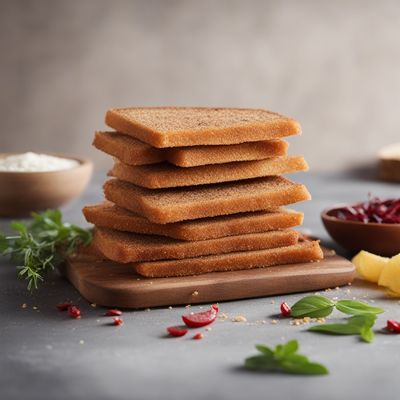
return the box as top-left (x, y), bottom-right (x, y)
top-left (103, 177), bottom-right (311, 224)
top-left (105, 107), bottom-right (301, 148)
top-left (82, 202), bottom-right (304, 241)
top-left (133, 240), bottom-right (324, 278)
top-left (94, 131), bottom-right (288, 167)
top-left (93, 227), bottom-right (299, 263)
top-left (109, 156), bottom-right (308, 189)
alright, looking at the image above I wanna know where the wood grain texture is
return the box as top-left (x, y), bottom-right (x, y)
top-left (63, 248), bottom-right (355, 309)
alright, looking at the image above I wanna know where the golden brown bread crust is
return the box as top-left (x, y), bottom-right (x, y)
top-left (105, 107), bottom-right (301, 148)
top-left (94, 131), bottom-right (289, 167)
top-left (109, 156), bottom-right (309, 189)
top-left (134, 240), bottom-right (324, 278)
top-left (103, 177), bottom-right (311, 224)
top-left (93, 131), bottom-right (164, 165)
top-left (82, 201), bottom-right (304, 241)
top-left (92, 227), bottom-right (300, 263)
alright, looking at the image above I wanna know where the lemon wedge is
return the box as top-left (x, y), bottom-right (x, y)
top-left (352, 250), bottom-right (389, 283)
top-left (378, 254), bottom-right (400, 293)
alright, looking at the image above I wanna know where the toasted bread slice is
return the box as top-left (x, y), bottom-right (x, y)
top-left (134, 240), bottom-right (323, 277)
top-left (94, 131), bottom-right (289, 167)
top-left (109, 156), bottom-right (308, 189)
top-left (93, 131), bottom-right (164, 165)
top-left (105, 107), bottom-right (301, 148)
top-left (82, 202), bottom-right (304, 241)
top-left (103, 177), bottom-right (311, 224)
top-left (93, 227), bottom-right (299, 263)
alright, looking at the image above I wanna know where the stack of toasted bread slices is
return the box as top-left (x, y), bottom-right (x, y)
top-left (83, 107), bottom-right (323, 278)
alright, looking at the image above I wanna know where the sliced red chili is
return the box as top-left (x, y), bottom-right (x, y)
top-left (113, 317), bottom-right (124, 326)
top-left (167, 326), bottom-right (188, 337)
top-left (105, 309), bottom-right (122, 317)
top-left (182, 305), bottom-right (218, 328)
top-left (280, 302), bottom-right (291, 317)
top-left (68, 305), bottom-right (81, 319)
top-left (56, 303), bottom-right (71, 312)
top-left (387, 320), bottom-right (400, 333)
top-left (192, 333), bottom-right (204, 340)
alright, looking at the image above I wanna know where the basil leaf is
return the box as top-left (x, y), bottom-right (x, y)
top-left (291, 296), bottom-right (336, 318)
top-left (280, 356), bottom-right (329, 375)
top-left (244, 340), bottom-right (329, 376)
top-left (244, 355), bottom-right (278, 371)
top-left (309, 314), bottom-right (376, 342)
top-left (0, 234), bottom-right (9, 253)
top-left (336, 300), bottom-right (384, 316)
top-left (309, 323), bottom-right (361, 335)
top-left (360, 326), bottom-right (374, 343)
top-left (255, 344), bottom-right (274, 356)
top-left (347, 314), bottom-right (377, 328)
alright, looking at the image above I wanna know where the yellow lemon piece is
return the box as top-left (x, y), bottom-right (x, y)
top-left (352, 250), bottom-right (389, 283)
top-left (379, 254), bottom-right (400, 294)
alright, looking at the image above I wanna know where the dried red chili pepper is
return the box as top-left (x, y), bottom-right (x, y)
top-left (113, 317), bottom-right (124, 326)
top-left (192, 333), bottom-right (204, 340)
top-left (56, 303), bottom-right (71, 312)
top-left (387, 320), bottom-right (400, 333)
top-left (105, 309), bottom-right (122, 317)
top-left (167, 326), bottom-right (188, 337)
top-left (68, 305), bottom-right (81, 319)
top-left (280, 302), bottom-right (291, 317)
top-left (182, 305), bottom-right (219, 328)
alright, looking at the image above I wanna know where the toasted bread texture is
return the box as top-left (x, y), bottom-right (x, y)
top-left (103, 177), bottom-right (311, 224)
top-left (92, 227), bottom-right (299, 263)
top-left (94, 131), bottom-right (289, 167)
top-left (93, 131), bottom-right (164, 166)
top-left (109, 156), bottom-right (308, 189)
top-left (82, 202), bottom-right (304, 241)
top-left (105, 107), bottom-right (301, 148)
top-left (134, 240), bottom-right (323, 277)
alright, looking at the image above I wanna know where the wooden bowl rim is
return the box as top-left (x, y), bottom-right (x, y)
top-left (321, 205), bottom-right (400, 229)
top-left (0, 152), bottom-right (92, 176)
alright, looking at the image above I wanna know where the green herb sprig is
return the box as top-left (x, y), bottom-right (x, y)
top-left (309, 314), bottom-right (377, 343)
top-left (244, 340), bottom-right (328, 375)
top-left (0, 210), bottom-right (92, 290)
top-left (290, 295), bottom-right (384, 318)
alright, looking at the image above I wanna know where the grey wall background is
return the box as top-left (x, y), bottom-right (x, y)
top-left (1, 0), bottom-right (399, 171)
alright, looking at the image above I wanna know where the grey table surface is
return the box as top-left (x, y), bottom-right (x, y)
top-left (1, 171), bottom-right (400, 400)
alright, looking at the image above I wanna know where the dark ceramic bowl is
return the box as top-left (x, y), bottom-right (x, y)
top-left (321, 207), bottom-right (400, 257)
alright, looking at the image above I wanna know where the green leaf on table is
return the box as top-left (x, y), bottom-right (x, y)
top-left (290, 295), bottom-right (336, 318)
top-left (0, 209), bottom-right (92, 290)
top-left (244, 340), bottom-right (328, 376)
top-left (308, 314), bottom-right (377, 343)
top-left (335, 300), bottom-right (384, 316)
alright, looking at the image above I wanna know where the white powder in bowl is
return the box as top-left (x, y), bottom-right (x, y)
top-left (0, 152), bottom-right (80, 172)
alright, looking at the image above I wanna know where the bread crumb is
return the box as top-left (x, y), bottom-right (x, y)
top-left (145, 308), bottom-right (151, 312)
top-left (185, 304), bottom-right (191, 308)
top-left (79, 340), bottom-right (85, 345)
top-left (91, 303), bottom-right (97, 308)
top-left (192, 291), bottom-right (199, 296)
top-left (219, 313), bottom-right (229, 320)
top-left (270, 300), bottom-right (275, 304)
top-left (205, 327), bottom-right (212, 331)
top-left (270, 319), bottom-right (278, 325)
top-left (21, 303), bottom-right (27, 309)
top-left (168, 306), bottom-right (173, 310)
top-left (232, 315), bottom-right (247, 323)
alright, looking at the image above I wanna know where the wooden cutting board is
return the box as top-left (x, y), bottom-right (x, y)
top-left (63, 247), bottom-right (355, 309)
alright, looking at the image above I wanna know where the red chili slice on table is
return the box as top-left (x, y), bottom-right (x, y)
top-left (280, 302), bottom-right (291, 317)
top-left (68, 305), bottom-right (81, 319)
top-left (105, 309), bottom-right (122, 317)
top-left (387, 320), bottom-right (400, 333)
top-left (182, 305), bottom-right (219, 328)
top-left (167, 326), bottom-right (188, 337)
